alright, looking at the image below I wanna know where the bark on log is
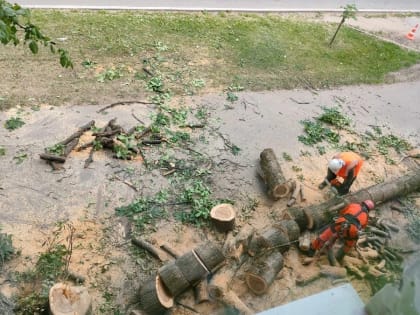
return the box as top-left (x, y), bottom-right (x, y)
top-left (259, 148), bottom-right (290, 199)
top-left (158, 262), bottom-right (190, 296)
top-left (210, 204), bottom-right (236, 232)
top-left (63, 138), bottom-right (79, 157)
top-left (288, 169), bottom-right (420, 231)
top-left (208, 285), bottom-right (253, 315)
top-left (193, 243), bottom-right (225, 273)
top-left (245, 251), bottom-right (284, 295)
top-left (194, 278), bottom-right (209, 304)
top-left (139, 275), bottom-right (174, 315)
top-left (248, 227), bottom-right (290, 256)
top-left (175, 251), bottom-right (209, 286)
top-left (275, 219), bottom-right (301, 242)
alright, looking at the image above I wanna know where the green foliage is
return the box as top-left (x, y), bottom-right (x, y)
top-left (282, 152), bottom-right (293, 161)
top-left (0, 230), bottom-right (14, 267)
top-left (377, 134), bottom-right (411, 154)
top-left (317, 106), bottom-right (351, 128)
top-left (342, 4), bottom-right (358, 20)
top-left (298, 119), bottom-right (340, 145)
top-left (4, 116), bottom-right (24, 130)
top-left (0, 146), bottom-right (5, 156)
top-left (147, 76), bottom-right (164, 92)
top-left (0, 0), bottom-right (72, 67)
top-left (292, 165), bottom-right (302, 172)
top-left (13, 152), bottom-right (27, 164)
top-left (97, 67), bottom-right (123, 82)
top-left (46, 143), bottom-right (65, 156)
top-left (35, 244), bottom-right (68, 280)
top-left (226, 91), bottom-right (239, 102)
top-left (115, 193), bottom-right (168, 228)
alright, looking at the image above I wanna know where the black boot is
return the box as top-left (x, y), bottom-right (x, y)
top-left (307, 245), bottom-right (316, 257)
top-left (335, 247), bottom-right (345, 262)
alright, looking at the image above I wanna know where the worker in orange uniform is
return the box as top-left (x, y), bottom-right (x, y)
top-left (318, 151), bottom-right (363, 195)
top-left (307, 200), bottom-right (374, 261)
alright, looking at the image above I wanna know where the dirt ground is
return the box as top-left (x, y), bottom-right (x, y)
top-left (1, 13), bottom-right (420, 315)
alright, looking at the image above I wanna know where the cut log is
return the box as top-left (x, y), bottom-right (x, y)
top-left (208, 285), bottom-right (253, 315)
top-left (223, 225), bottom-right (255, 258)
top-left (158, 262), bottom-right (190, 296)
top-left (275, 219), bottom-right (301, 242)
top-left (210, 204), bottom-right (236, 232)
top-left (160, 243), bottom-right (181, 259)
top-left (259, 148), bottom-right (290, 199)
top-left (245, 251), bottom-right (284, 295)
top-left (194, 278), bottom-right (209, 304)
top-left (49, 283), bottom-right (92, 315)
top-left (288, 168), bottom-right (420, 231)
top-left (248, 227), bottom-right (290, 256)
top-left (175, 251), bottom-right (209, 286)
top-left (139, 275), bottom-right (174, 315)
top-left (193, 243), bottom-right (225, 273)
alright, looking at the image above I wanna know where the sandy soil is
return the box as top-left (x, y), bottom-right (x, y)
top-left (1, 13), bottom-right (420, 315)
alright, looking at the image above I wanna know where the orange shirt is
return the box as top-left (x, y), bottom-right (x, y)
top-left (336, 152), bottom-right (363, 178)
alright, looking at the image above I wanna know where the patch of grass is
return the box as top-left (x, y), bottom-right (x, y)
top-left (0, 230), bottom-right (15, 268)
top-left (13, 152), bottom-right (28, 164)
top-left (46, 143), bottom-right (65, 156)
top-left (4, 117), bottom-right (25, 131)
top-left (282, 152), bottom-right (293, 161)
top-left (0, 146), bottom-right (5, 156)
top-left (2, 11), bottom-right (420, 108)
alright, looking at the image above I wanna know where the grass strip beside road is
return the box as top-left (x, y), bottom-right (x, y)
top-left (0, 11), bottom-right (419, 108)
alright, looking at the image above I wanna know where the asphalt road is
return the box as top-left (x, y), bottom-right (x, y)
top-left (16, 0), bottom-right (420, 12)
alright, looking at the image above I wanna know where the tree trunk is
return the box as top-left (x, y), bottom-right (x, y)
top-left (245, 251), bottom-right (284, 295)
top-left (259, 148), bottom-right (291, 199)
top-left (49, 283), bottom-right (92, 315)
top-left (288, 168), bottom-right (420, 231)
top-left (275, 219), bottom-right (301, 242)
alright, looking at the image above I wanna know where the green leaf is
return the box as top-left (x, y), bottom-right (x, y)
top-left (29, 40), bottom-right (38, 54)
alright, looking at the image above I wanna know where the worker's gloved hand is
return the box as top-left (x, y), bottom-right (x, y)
top-left (337, 186), bottom-right (349, 196)
top-left (330, 179), bottom-right (342, 188)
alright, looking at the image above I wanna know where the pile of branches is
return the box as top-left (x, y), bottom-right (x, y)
top-left (40, 118), bottom-right (163, 169)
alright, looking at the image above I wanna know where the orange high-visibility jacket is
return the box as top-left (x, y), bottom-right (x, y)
top-left (336, 152), bottom-right (363, 178)
top-left (334, 203), bottom-right (368, 240)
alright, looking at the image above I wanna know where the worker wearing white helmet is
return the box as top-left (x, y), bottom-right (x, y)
top-left (318, 151), bottom-right (363, 195)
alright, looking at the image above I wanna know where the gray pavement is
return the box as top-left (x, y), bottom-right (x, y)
top-left (16, 0), bottom-right (420, 12)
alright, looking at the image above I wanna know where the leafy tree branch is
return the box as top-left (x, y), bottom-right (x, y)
top-left (0, 0), bottom-right (72, 67)
top-left (329, 4), bottom-right (358, 47)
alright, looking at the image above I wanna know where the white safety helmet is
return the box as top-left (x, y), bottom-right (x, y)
top-left (328, 158), bottom-right (345, 174)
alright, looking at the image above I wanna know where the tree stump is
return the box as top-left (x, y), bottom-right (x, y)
top-left (49, 283), bottom-right (92, 315)
top-left (158, 262), bottom-right (191, 297)
top-left (193, 243), bottom-right (225, 273)
top-left (210, 204), bottom-right (236, 232)
top-left (139, 275), bottom-right (174, 315)
top-left (259, 148), bottom-right (290, 200)
top-left (245, 251), bottom-right (284, 295)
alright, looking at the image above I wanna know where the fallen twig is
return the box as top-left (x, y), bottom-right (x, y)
top-left (97, 100), bottom-right (155, 113)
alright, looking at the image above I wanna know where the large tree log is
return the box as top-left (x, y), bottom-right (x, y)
top-left (288, 168), bottom-right (420, 231)
top-left (245, 251), bottom-right (284, 295)
top-left (175, 251), bottom-right (209, 286)
top-left (158, 262), bottom-right (190, 296)
top-left (248, 227), bottom-right (290, 256)
top-left (259, 148), bottom-right (291, 199)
